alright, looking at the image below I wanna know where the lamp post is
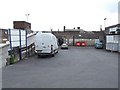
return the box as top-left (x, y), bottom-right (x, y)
top-left (25, 14), bottom-right (30, 22)
top-left (104, 18), bottom-right (107, 30)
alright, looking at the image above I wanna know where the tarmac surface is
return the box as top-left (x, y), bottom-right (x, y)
top-left (2, 47), bottom-right (118, 88)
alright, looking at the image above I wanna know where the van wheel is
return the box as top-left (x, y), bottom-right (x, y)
top-left (51, 54), bottom-right (54, 57)
top-left (51, 51), bottom-right (55, 57)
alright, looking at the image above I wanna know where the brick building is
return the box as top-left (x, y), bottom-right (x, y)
top-left (105, 24), bottom-right (120, 34)
top-left (51, 28), bottom-right (104, 46)
top-left (13, 21), bottom-right (32, 34)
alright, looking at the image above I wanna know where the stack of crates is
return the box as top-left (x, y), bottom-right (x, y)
top-left (106, 35), bottom-right (119, 52)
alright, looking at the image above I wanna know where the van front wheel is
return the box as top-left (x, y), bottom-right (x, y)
top-left (51, 54), bottom-right (54, 57)
top-left (51, 51), bottom-right (55, 57)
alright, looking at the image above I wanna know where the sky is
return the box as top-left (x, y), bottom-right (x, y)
top-left (0, 0), bottom-right (119, 31)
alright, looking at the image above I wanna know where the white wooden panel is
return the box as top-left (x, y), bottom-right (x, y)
top-left (12, 42), bottom-right (20, 47)
top-left (11, 29), bottom-right (19, 35)
top-left (12, 41), bottom-right (26, 47)
top-left (11, 35), bottom-right (26, 41)
top-left (9, 30), bottom-right (36, 47)
top-left (21, 36), bottom-right (26, 41)
top-left (11, 36), bottom-right (19, 41)
top-left (11, 29), bottom-right (26, 36)
top-left (21, 30), bottom-right (26, 36)
top-left (21, 41), bottom-right (26, 46)
top-left (10, 29), bottom-right (26, 47)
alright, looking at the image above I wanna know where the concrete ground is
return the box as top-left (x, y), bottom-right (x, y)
top-left (2, 47), bottom-right (118, 88)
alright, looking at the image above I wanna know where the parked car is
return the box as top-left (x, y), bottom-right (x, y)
top-left (81, 42), bottom-right (86, 47)
top-left (61, 43), bottom-right (68, 49)
top-left (76, 42), bottom-right (81, 46)
top-left (95, 41), bottom-right (103, 49)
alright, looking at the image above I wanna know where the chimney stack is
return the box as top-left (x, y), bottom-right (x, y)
top-left (77, 27), bottom-right (80, 29)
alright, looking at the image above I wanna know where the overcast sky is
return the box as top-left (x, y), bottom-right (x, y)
top-left (0, 0), bottom-right (119, 31)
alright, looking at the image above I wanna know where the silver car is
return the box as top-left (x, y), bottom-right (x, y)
top-left (61, 43), bottom-right (68, 49)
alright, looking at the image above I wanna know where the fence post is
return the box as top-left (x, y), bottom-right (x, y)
top-left (26, 31), bottom-right (28, 57)
top-left (19, 29), bottom-right (22, 60)
top-left (8, 29), bottom-right (12, 51)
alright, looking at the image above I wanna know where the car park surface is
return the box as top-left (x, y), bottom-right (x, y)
top-left (2, 46), bottom-right (118, 88)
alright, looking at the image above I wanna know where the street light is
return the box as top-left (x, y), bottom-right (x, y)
top-left (104, 18), bottom-right (107, 30)
top-left (25, 14), bottom-right (30, 22)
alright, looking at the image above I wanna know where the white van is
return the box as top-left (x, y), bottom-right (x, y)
top-left (35, 32), bottom-right (58, 57)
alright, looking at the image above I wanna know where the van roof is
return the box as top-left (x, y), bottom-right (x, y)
top-left (36, 32), bottom-right (55, 38)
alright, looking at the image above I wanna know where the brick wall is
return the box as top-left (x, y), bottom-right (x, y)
top-left (52, 30), bottom-right (104, 46)
top-left (13, 21), bottom-right (32, 34)
top-left (13, 21), bottom-right (31, 30)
